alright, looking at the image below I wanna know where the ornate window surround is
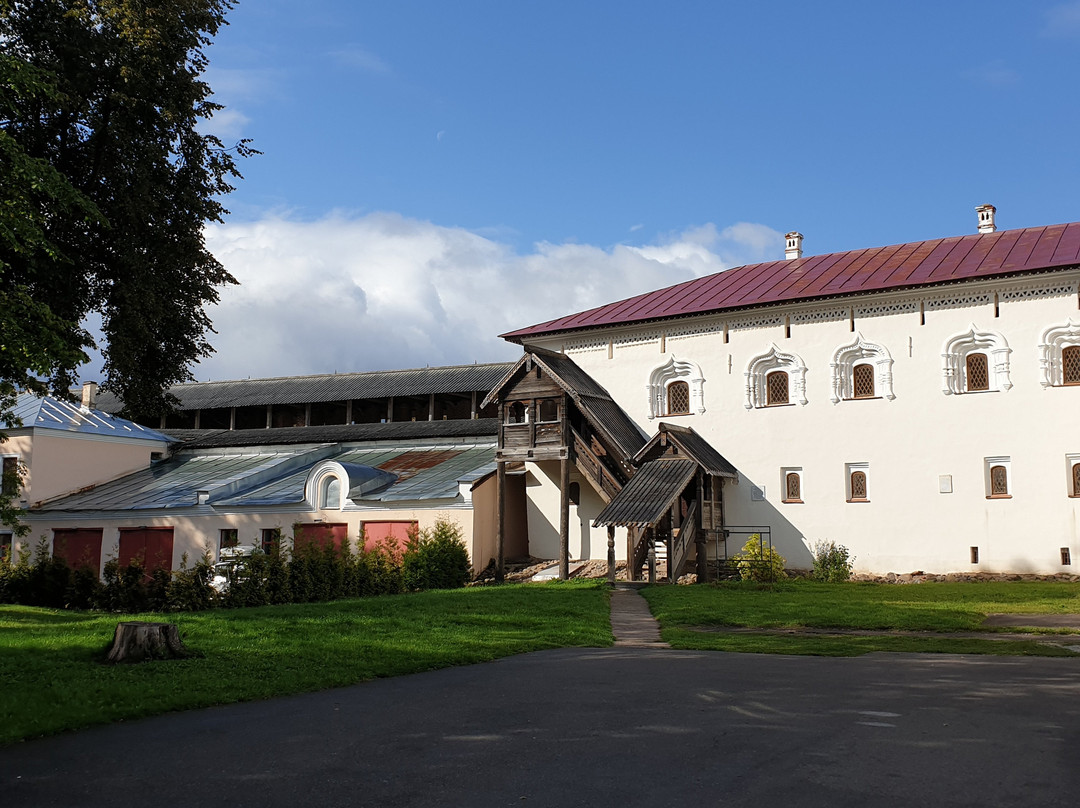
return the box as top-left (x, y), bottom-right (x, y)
top-left (647, 356), bottom-right (705, 419)
top-left (941, 326), bottom-right (1012, 395)
top-left (745, 345), bottom-right (808, 409)
top-left (830, 334), bottom-right (895, 403)
top-left (306, 461), bottom-right (349, 511)
top-left (1038, 319), bottom-right (1080, 388)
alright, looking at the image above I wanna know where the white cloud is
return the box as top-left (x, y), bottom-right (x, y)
top-left (330, 45), bottom-right (392, 74)
top-left (1044, 2), bottom-right (1080, 36)
top-left (189, 212), bottom-right (784, 381)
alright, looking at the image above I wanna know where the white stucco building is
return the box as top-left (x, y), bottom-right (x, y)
top-left (498, 209), bottom-right (1080, 575)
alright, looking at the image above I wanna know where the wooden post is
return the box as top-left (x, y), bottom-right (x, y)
top-left (496, 461), bottom-right (506, 583)
top-left (647, 528), bottom-right (657, 584)
top-left (607, 525), bottom-right (616, 584)
top-left (559, 456), bottom-right (570, 580)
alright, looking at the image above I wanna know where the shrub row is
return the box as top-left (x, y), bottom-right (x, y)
top-left (0, 519), bottom-right (472, 612)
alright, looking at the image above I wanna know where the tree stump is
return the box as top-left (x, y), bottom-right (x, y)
top-left (105, 621), bottom-right (191, 664)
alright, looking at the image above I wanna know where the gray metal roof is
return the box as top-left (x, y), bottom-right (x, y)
top-left (166, 419), bottom-right (499, 448)
top-left (593, 458), bottom-right (697, 528)
top-left (4, 393), bottom-right (173, 443)
top-left (95, 362), bottom-right (514, 412)
top-left (635, 423), bottom-right (739, 478)
top-left (33, 439), bottom-right (495, 512)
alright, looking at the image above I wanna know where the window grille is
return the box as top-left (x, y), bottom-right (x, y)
top-left (990, 465), bottom-right (1008, 497)
top-left (1062, 547), bottom-right (1072, 566)
top-left (785, 472), bottom-right (801, 502)
top-left (667, 381), bottom-right (690, 415)
top-left (1073, 463), bottom-right (1080, 497)
top-left (766, 371), bottom-right (789, 405)
top-left (966, 353), bottom-right (990, 391)
top-left (850, 471), bottom-right (867, 500)
top-left (852, 364), bottom-right (875, 399)
top-left (1063, 346), bottom-right (1080, 385)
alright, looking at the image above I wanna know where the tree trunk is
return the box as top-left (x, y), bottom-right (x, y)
top-left (105, 621), bottom-right (191, 664)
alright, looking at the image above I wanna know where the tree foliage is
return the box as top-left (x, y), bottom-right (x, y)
top-left (0, 0), bottom-right (252, 421)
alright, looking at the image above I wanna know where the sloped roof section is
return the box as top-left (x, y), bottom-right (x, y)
top-left (635, 423), bottom-right (738, 478)
top-left (165, 419), bottom-right (499, 448)
top-left (482, 348), bottom-right (647, 460)
top-left (5, 393), bottom-right (172, 443)
top-left (33, 440), bottom-right (495, 512)
top-left (501, 221), bottom-right (1080, 340)
top-left (95, 363), bottom-right (514, 412)
top-left (593, 458), bottom-right (697, 527)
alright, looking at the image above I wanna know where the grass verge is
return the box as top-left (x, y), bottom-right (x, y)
top-left (643, 579), bottom-right (1080, 657)
top-left (0, 580), bottom-right (610, 745)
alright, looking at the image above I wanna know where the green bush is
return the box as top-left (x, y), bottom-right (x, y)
top-left (100, 558), bottom-right (149, 613)
top-left (811, 540), bottom-right (854, 583)
top-left (65, 564), bottom-right (103, 610)
top-left (167, 553), bottom-right (215, 611)
top-left (402, 518), bottom-right (471, 591)
top-left (732, 534), bottom-right (787, 583)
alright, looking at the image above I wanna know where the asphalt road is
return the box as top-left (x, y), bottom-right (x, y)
top-left (4, 647), bottom-right (1080, 807)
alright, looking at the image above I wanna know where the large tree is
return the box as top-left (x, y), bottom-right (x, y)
top-left (0, 0), bottom-right (252, 422)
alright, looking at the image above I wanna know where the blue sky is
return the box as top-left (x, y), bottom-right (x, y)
top-left (145, 1), bottom-right (1080, 382)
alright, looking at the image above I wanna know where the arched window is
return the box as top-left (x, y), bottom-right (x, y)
top-left (830, 334), bottom-right (894, 403)
top-left (320, 475), bottom-right (341, 509)
top-left (783, 471), bottom-right (802, 503)
top-left (942, 327), bottom-right (1011, 395)
top-left (852, 364), bottom-right (875, 399)
top-left (1039, 320), bottom-right (1080, 388)
top-left (990, 465), bottom-right (1008, 497)
top-left (1072, 462), bottom-right (1080, 497)
top-left (965, 353), bottom-right (989, 392)
top-left (666, 381), bottom-right (690, 415)
top-left (538, 399), bottom-right (559, 422)
top-left (647, 356), bottom-right (705, 418)
top-left (766, 371), bottom-right (789, 406)
top-left (849, 471), bottom-right (867, 501)
top-left (745, 345), bottom-right (808, 409)
top-left (1063, 346), bottom-right (1080, 385)
top-left (507, 401), bottom-right (527, 424)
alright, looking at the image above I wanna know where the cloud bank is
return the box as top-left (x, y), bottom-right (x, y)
top-left (180, 213), bottom-right (783, 381)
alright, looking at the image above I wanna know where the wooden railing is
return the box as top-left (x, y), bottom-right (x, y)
top-left (571, 428), bottom-right (622, 503)
top-left (669, 500), bottom-right (698, 581)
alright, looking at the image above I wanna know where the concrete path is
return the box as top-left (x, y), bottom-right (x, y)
top-left (609, 583), bottom-right (669, 647)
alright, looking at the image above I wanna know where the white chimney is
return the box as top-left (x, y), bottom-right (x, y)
top-left (80, 381), bottom-right (98, 411)
top-left (976, 204), bottom-right (997, 234)
top-left (785, 231), bottom-right (804, 260)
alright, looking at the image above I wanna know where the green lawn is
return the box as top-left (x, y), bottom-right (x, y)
top-left (642, 579), bottom-right (1080, 657)
top-left (0, 581), bottom-right (611, 745)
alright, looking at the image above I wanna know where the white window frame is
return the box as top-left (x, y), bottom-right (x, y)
top-left (647, 356), bottom-right (705, 419)
top-left (1067, 454), bottom-right (1080, 498)
top-left (746, 345), bottom-right (808, 409)
top-left (984, 456), bottom-right (1011, 499)
top-left (1038, 319), bottom-right (1080, 388)
top-left (781, 466), bottom-right (803, 503)
top-left (942, 326), bottom-right (1012, 395)
top-left (830, 334), bottom-right (895, 403)
top-left (845, 462), bottom-right (870, 502)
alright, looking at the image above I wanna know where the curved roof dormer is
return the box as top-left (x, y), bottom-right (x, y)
top-left (304, 460), bottom-right (397, 509)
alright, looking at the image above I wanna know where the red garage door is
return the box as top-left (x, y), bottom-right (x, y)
top-left (294, 522), bottom-right (348, 554)
top-left (53, 528), bottom-right (104, 573)
top-left (118, 527), bottom-right (174, 576)
top-left (363, 521), bottom-right (418, 553)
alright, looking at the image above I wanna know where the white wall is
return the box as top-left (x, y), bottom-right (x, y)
top-left (524, 271), bottom-right (1080, 575)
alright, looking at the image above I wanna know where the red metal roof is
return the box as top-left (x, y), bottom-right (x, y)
top-left (501, 221), bottom-right (1080, 341)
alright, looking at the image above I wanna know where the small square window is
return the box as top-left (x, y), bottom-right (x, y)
top-left (219, 528), bottom-right (239, 551)
top-left (1061, 547), bottom-right (1072, 566)
top-left (970, 546), bottom-right (980, 564)
top-left (966, 353), bottom-right (990, 392)
top-left (766, 371), bottom-right (789, 406)
top-left (781, 468), bottom-right (802, 503)
top-left (1069, 456), bottom-right (1080, 498)
top-left (261, 528), bottom-right (280, 555)
top-left (846, 462), bottom-right (869, 502)
top-left (852, 364), bottom-right (875, 399)
top-left (984, 457), bottom-right (1011, 499)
